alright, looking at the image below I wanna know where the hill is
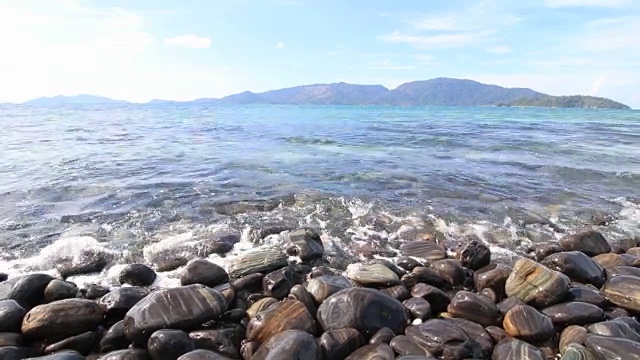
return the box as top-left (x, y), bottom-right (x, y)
top-left (24, 95), bottom-right (128, 106)
top-left (504, 95), bottom-right (630, 109)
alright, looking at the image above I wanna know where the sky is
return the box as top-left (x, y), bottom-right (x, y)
top-left (1, 0), bottom-right (639, 107)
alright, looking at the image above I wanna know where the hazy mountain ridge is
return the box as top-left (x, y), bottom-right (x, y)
top-left (21, 78), bottom-right (631, 109)
top-left (24, 94), bottom-right (128, 106)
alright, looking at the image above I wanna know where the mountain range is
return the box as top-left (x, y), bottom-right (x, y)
top-left (21, 78), bottom-right (631, 109)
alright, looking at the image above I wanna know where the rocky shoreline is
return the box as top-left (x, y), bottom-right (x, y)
top-left (1, 227), bottom-right (639, 359)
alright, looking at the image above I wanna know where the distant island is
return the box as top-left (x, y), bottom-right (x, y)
top-left (21, 78), bottom-right (631, 109)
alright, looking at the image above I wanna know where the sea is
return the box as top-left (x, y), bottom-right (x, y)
top-left (1, 104), bottom-right (639, 287)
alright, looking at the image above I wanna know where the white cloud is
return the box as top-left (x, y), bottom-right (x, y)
top-left (379, 30), bottom-right (493, 49)
top-left (276, 41), bottom-right (285, 49)
top-left (163, 34), bottom-right (211, 49)
top-left (486, 45), bottom-right (512, 54)
top-left (544, 0), bottom-right (632, 8)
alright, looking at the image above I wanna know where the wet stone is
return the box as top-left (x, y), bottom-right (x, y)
top-left (447, 290), bottom-right (502, 326)
top-left (379, 284), bottom-right (410, 301)
top-left (399, 241), bottom-right (446, 262)
top-left (497, 296), bottom-right (526, 315)
top-left (601, 275), bottom-right (640, 314)
top-left (485, 326), bottom-right (508, 343)
top-left (345, 263), bottom-right (400, 287)
top-left (320, 328), bottom-right (365, 360)
top-left (305, 275), bottom-right (352, 304)
top-left (606, 265), bottom-right (640, 278)
top-left (0, 273), bottom-right (7, 282)
top-left (178, 349), bottom-right (234, 360)
top-left (403, 297), bottom-right (431, 320)
top-left (564, 287), bottom-right (608, 308)
top-left (480, 288), bottom-right (499, 303)
top-left (289, 284), bottom-right (317, 315)
top-left (396, 257), bottom-right (422, 272)
top-left (505, 258), bottom-right (570, 308)
top-left (559, 325), bottom-right (588, 354)
top-left (584, 334), bottom-right (640, 360)
top-left (317, 287), bottom-right (408, 339)
top-left (44, 280), bottom-right (78, 303)
top-left (410, 283), bottom-right (450, 313)
top-left (533, 244), bottom-right (563, 262)
top-left (252, 330), bottom-right (321, 360)
top-left (81, 284), bottom-right (110, 300)
top-left (559, 230), bottom-right (611, 256)
top-left (604, 307), bottom-right (630, 319)
top-left (100, 320), bottom-right (129, 353)
top-left (369, 327), bottom-right (395, 345)
top-left (449, 317), bottom-right (495, 358)
top-left (0, 346), bottom-right (41, 360)
top-left (627, 247), bottom-right (640, 257)
top-left (430, 259), bottom-right (465, 288)
top-left (247, 297), bottom-right (278, 319)
top-left (491, 338), bottom-right (545, 360)
top-left (344, 343), bottom-right (395, 360)
top-left (587, 319), bottom-right (640, 343)
top-left (44, 331), bottom-right (96, 355)
top-left (592, 253), bottom-right (640, 268)
top-left (189, 327), bottom-right (243, 359)
top-left (542, 302), bottom-right (605, 327)
top-left (262, 267), bottom-right (295, 299)
top-left (21, 298), bottom-right (105, 342)
top-left (231, 273), bottom-right (264, 296)
top-left (404, 319), bottom-right (477, 360)
top-left (148, 329), bottom-right (195, 360)
top-left (455, 239), bottom-right (491, 270)
top-left (246, 299), bottom-right (316, 343)
top-left (0, 332), bottom-right (23, 347)
top-left (241, 341), bottom-right (261, 360)
top-left (227, 246), bottom-right (288, 278)
top-left (98, 348), bottom-right (152, 360)
top-left (390, 335), bottom-right (434, 358)
top-left (0, 300), bottom-right (26, 332)
top-left (283, 228), bottom-right (324, 261)
top-left (98, 287), bottom-right (151, 323)
top-left (180, 259), bottom-right (229, 288)
top-left (26, 351), bottom-right (85, 360)
top-left (503, 304), bottom-right (555, 342)
top-left (123, 284), bottom-right (229, 345)
top-left (57, 250), bottom-right (111, 279)
top-left (542, 251), bottom-right (606, 288)
top-left (119, 264), bottom-right (157, 287)
top-left (403, 267), bottom-right (447, 289)
top-left (8, 273), bottom-right (54, 309)
top-left (560, 344), bottom-right (597, 360)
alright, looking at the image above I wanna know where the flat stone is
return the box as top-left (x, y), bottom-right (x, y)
top-left (559, 325), bottom-right (588, 354)
top-left (252, 330), bottom-right (321, 360)
top-left (448, 317), bottom-right (495, 359)
top-left (180, 259), bottom-right (229, 288)
top-left (319, 328), bottom-right (365, 360)
top-left (491, 338), bottom-right (545, 360)
top-left (559, 344), bottom-right (597, 360)
top-left (189, 326), bottom-right (243, 359)
top-left (503, 304), bottom-right (555, 342)
top-left (505, 258), bottom-right (570, 308)
top-left (592, 253), bottom-right (640, 268)
top-left (399, 241), bottom-right (446, 262)
top-left (24, 350), bottom-right (85, 360)
top-left (44, 331), bottom-right (96, 355)
top-left (379, 284), bottom-right (410, 302)
top-left (405, 319), bottom-right (479, 360)
top-left (97, 349), bottom-right (152, 359)
top-left (0, 332), bottom-right (23, 347)
top-left (403, 297), bottom-right (431, 320)
top-left (97, 287), bottom-right (151, 323)
top-left (542, 302), bottom-right (605, 327)
top-left (21, 299), bottom-right (105, 342)
top-left (0, 346), bottom-right (41, 360)
top-left (542, 251), bottom-right (605, 287)
top-left (390, 335), bottom-right (434, 358)
top-left (305, 275), bottom-right (351, 304)
top-left (601, 275), bottom-right (640, 314)
top-left (227, 246), bottom-right (288, 278)
top-left (447, 290), bottom-right (502, 326)
top-left (246, 299), bottom-right (316, 343)
top-left (57, 250), bottom-right (111, 279)
top-left (345, 263), bottom-right (399, 287)
top-left (587, 319), bottom-right (640, 343)
top-left (177, 349), bottom-right (234, 360)
top-left (410, 283), bottom-right (450, 313)
top-left (605, 266), bottom-right (640, 278)
top-left (559, 230), bottom-right (611, 256)
top-left (584, 334), bottom-right (640, 360)
top-left (345, 343), bottom-right (395, 360)
top-left (564, 287), bottom-right (608, 307)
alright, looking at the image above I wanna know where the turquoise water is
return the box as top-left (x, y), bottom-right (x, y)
top-left (1, 104), bottom-right (639, 279)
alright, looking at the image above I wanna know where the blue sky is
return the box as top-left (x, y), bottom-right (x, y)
top-left (1, 0), bottom-right (639, 107)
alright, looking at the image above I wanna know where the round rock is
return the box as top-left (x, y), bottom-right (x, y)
top-left (541, 302), bottom-right (605, 327)
top-left (601, 275), bottom-right (640, 314)
top-left (0, 300), bottom-right (26, 332)
top-left (317, 287), bottom-right (408, 338)
top-left (319, 328), bottom-right (365, 360)
top-left (584, 334), bottom-right (640, 360)
top-left (503, 304), bottom-right (555, 342)
top-left (492, 338), bottom-right (545, 360)
top-left (345, 343), bottom-right (395, 360)
top-left (559, 230), bottom-right (611, 256)
top-left (119, 264), bottom-right (157, 287)
top-left (447, 290), bottom-right (502, 326)
top-left (246, 299), bottom-right (316, 343)
top-left (345, 263), bottom-right (400, 287)
top-left (180, 259), bottom-right (229, 288)
top-left (21, 299), bottom-right (105, 342)
top-left (252, 330), bottom-right (321, 360)
top-left (505, 258), bottom-right (570, 308)
top-left (455, 239), bottom-right (491, 270)
top-left (148, 329), bottom-right (195, 360)
top-left (542, 251), bottom-right (605, 288)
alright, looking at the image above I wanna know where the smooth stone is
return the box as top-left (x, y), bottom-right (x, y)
top-left (401, 267), bottom-right (447, 289)
top-left (119, 264), bottom-right (156, 287)
top-left (559, 230), bottom-right (611, 256)
top-left (587, 320), bottom-right (640, 343)
top-left (430, 259), bottom-right (465, 288)
top-left (252, 330), bottom-right (321, 360)
top-left (57, 250), bottom-right (110, 279)
top-left (320, 328), bottom-right (365, 360)
top-left (26, 351), bottom-right (85, 360)
top-left (148, 329), bottom-right (195, 360)
top-left (611, 238), bottom-right (639, 254)
top-left (0, 346), bottom-right (41, 360)
top-left (123, 284), bottom-right (229, 345)
top-left (389, 335), bottom-right (433, 357)
top-left (82, 284), bottom-right (110, 300)
top-left (485, 326), bottom-right (508, 343)
top-left (448, 317), bottom-right (495, 358)
top-left (369, 327), bottom-right (395, 345)
top-left (403, 297), bottom-right (431, 320)
top-left (100, 320), bottom-right (129, 352)
top-left (227, 246), bottom-right (288, 278)
top-left (396, 257), bottom-right (422, 272)
top-left (537, 337), bottom-right (560, 360)
top-left (584, 334), bottom-right (640, 360)
top-left (560, 344), bottom-right (597, 360)
top-left (542, 302), bottom-right (605, 327)
top-left (474, 264), bottom-right (512, 298)
top-left (0, 332), bottom-right (24, 347)
top-left (606, 266), bottom-right (640, 278)
top-left (44, 331), bottom-right (96, 355)
top-left (379, 284), bottom-right (410, 302)
top-left (601, 275), bottom-right (640, 313)
top-left (43, 280), bottom-right (78, 303)
top-left (317, 287), bottom-right (408, 339)
top-left (560, 325), bottom-right (588, 354)
top-left (288, 284), bottom-right (317, 316)
top-left (480, 288), bottom-right (498, 303)
top-left (98, 349), bottom-right (152, 360)
top-left (0, 300), bottom-right (26, 332)
top-left (282, 228), bottom-right (324, 261)
top-left (98, 287), bottom-right (151, 323)
top-left (543, 251), bottom-right (606, 288)
top-left (246, 299), bottom-right (316, 343)
top-left (410, 283), bottom-right (450, 313)
top-left (395, 356), bottom-right (437, 360)
top-left (405, 319), bottom-right (478, 360)
top-left (345, 263), bottom-right (400, 287)
top-left (305, 275), bottom-right (352, 304)
top-left (180, 259), bottom-right (229, 288)
top-left (505, 258), bottom-right (570, 308)
top-left (497, 296), bottom-right (526, 315)
top-left (231, 273), bottom-right (264, 295)
top-left (533, 244), bottom-right (563, 262)
top-left (189, 327), bottom-right (243, 359)
top-left (246, 297), bottom-right (278, 319)
top-left (564, 287), bottom-right (608, 307)
top-left (0, 273), bottom-right (7, 282)
top-left (447, 290), bottom-right (502, 326)
top-left (8, 274), bottom-right (54, 308)
top-left (605, 307), bottom-right (630, 319)
top-left (262, 267), bottom-right (295, 299)
top-left (21, 298), bottom-right (105, 342)
top-left (455, 239), bottom-right (491, 270)
top-left (399, 241), bottom-right (447, 262)
top-left (592, 253), bottom-right (640, 268)
top-left (177, 349), bottom-right (234, 360)
top-left (503, 304), bottom-right (555, 342)
top-left (615, 316), bottom-right (640, 334)
top-left (344, 343), bottom-right (394, 360)
top-left (627, 247), bottom-right (640, 257)
top-left (491, 338), bottom-right (545, 360)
